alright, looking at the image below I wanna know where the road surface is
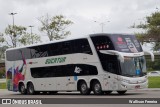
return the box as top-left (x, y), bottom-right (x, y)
top-left (0, 89), bottom-right (159, 107)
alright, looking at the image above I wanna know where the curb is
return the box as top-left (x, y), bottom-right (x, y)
top-left (0, 89), bottom-right (7, 91)
top-left (139, 88), bottom-right (160, 91)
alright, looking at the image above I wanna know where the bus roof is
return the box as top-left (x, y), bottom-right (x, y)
top-left (89, 33), bottom-right (134, 37)
top-left (6, 33), bottom-right (135, 51)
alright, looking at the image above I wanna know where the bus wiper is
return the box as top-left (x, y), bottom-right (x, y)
top-left (123, 74), bottom-right (134, 77)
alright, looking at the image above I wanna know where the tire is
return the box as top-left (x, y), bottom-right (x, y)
top-left (42, 91), bottom-right (49, 95)
top-left (117, 91), bottom-right (127, 95)
top-left (35, 91), bottom-right (40, 95)
top-left (92, 81), bottom-right (103, 95)
top-left (27, 82), bottom-right (35, 95)
top-left (79, 81), bottom-right (90, 95)
top-left (50, 91), bottom-right (58, 95)
top-left (19, 83), bottom-right (26, 95)
top-left (104, 91), bottom-right (112, 95)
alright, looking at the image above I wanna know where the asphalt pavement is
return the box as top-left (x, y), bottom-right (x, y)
top-left (0, 89), bottom-right (160, 107)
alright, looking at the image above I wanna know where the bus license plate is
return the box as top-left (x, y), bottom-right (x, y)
top-left (135, 85), bottom-right (140, 89)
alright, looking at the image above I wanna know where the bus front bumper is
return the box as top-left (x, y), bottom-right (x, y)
top-left (119, 80), bottom-right (148, 90)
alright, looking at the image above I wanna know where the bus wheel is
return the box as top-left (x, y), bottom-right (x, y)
top-left (92, 81), bottom-right (102, 95)
top-left (117, 91), bottom-right (127, 95)
top-left (50, 91), bottom-right (58, 95)
top-left (27, 82), bottom-right (35, 95)
top-left (104, 91), bottom-right (112, 95)
top-left (19, 83), bottom-right (26, 95)
top-left (79, 81), bottom-right (90, 95)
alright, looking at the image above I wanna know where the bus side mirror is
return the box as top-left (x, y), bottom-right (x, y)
top-left (143, 50), bottom-right (154, 62)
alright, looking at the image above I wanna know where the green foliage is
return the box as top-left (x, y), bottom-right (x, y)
top-left (5, 25), bottom-right (26, 37)
top-left (39, 14), bottom-right (73, 41)
top-left (146, 59), bottom-right (160, 71)
top-left (148, 77), bottom-right (160, 88)
top-left (132, 11), bottom-right (160, 51)
top-left (4, 25), bottom-right (27, 47)
top-left (0, 46), bottom-right (8, 59)
top-left (19, 33), bottom-right (41, 45)
top-left (0, 83), bottom-right (6, 89)
top-left (0, 25), bottom-right (41, 47)
top-left (0, 67), bottom-right (5, 78)
top-left (0, 33), bottom-right (5, 43)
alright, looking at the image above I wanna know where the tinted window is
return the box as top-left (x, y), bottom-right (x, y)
top-left (74, 39), bottom-right (92, 54)
top-left (6, 49), bottom-right (22, 61)
top-left (31, 64), bottom-right (98, 78)
top-left (6, 38), bottom-right (93, 61)
top-left (21, 48), bottom-right (31, 59)
top-left (98, 53), bottom-right (120, 74)
top-left (49, 42), bottom-right (61, 56)
top-left (62, 41), bottom-right (72, 54)
top-left (91, 36), bottom-right (115, 50)
top-left (91, 36), bottom-right (120, 74)
top-left (30, 45), bottom-right (49, 58)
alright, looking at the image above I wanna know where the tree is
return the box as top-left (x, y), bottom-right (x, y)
top-left (0, 25), bottom-right (41, 47)
top-left (0, 67), bottom-right (5, 78)
top-left (39, 15), bottom-right (73, 41)
top-left (5, 25), bottom-right (26, 47)
top-left (0, 33), bottom-right (5, 43)
top-left (0, 46), bottom-right (8, 59)
top-left (19, 33), bottom-right (41, 45)
top-left (131, 11), bottom-right (160, 71)
top-left (131, 11), bottom-right (160, 51)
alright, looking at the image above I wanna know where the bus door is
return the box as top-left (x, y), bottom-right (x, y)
top-left (99, 53), bottom-right (120, 91)
top-left (102, 61), bottom-right (119, 91)
top-left (106, 59), bottom-right (119, 91)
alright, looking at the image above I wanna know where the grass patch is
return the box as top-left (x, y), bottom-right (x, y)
top-left (0, 83), bottom-right (6, 89)
top-left (148, 77), bottom-right (160, 88)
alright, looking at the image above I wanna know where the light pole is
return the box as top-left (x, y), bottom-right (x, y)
top-left (94, 20), bottom-right (110, 33)
top-left (29, 25), bottom-right (34, 44)
top-left (156, 7), bottom-right (159, 12)
top-left (9, 13), bottom-right (17, 27)
top-left (9, 12), bottom-right (17, 47)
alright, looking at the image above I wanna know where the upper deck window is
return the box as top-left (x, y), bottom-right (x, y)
top-left (91, 34), bottom-right (143, 53)
top-left (91, 36), bottom-right (115, 50)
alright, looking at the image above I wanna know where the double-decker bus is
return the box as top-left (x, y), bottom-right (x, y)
top-left (5, 33), bottom-right (154, 95)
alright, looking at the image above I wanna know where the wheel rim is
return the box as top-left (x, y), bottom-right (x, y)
top-left (81, 84), bottom-right (87, 92)
top-left (94, 83), bottom-right (101, 93)
top-left (29, 85), bottom-right (34, 94)
top-left (21, 85), bottom-right (25, 93)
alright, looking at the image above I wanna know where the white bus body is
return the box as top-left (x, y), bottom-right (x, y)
top-left (5, 33), bottom-right (154, 95)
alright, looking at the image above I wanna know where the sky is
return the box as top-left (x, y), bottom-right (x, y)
top-left (0, 0), bottom-right (160, 49)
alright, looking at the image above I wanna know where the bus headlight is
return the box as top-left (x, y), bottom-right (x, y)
top-left (118, 78), bottom-right (130, 83)
top-left (122, 79), bottom-right (130, 83)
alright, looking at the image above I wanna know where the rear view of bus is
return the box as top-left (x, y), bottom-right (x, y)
top-left (90, 34), bottom-right (154, 94)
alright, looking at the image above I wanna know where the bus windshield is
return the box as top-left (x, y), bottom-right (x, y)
top-left (110, 34), bottom-right (143, 53)
top-left (120, 56), bottom-right (147, 77)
